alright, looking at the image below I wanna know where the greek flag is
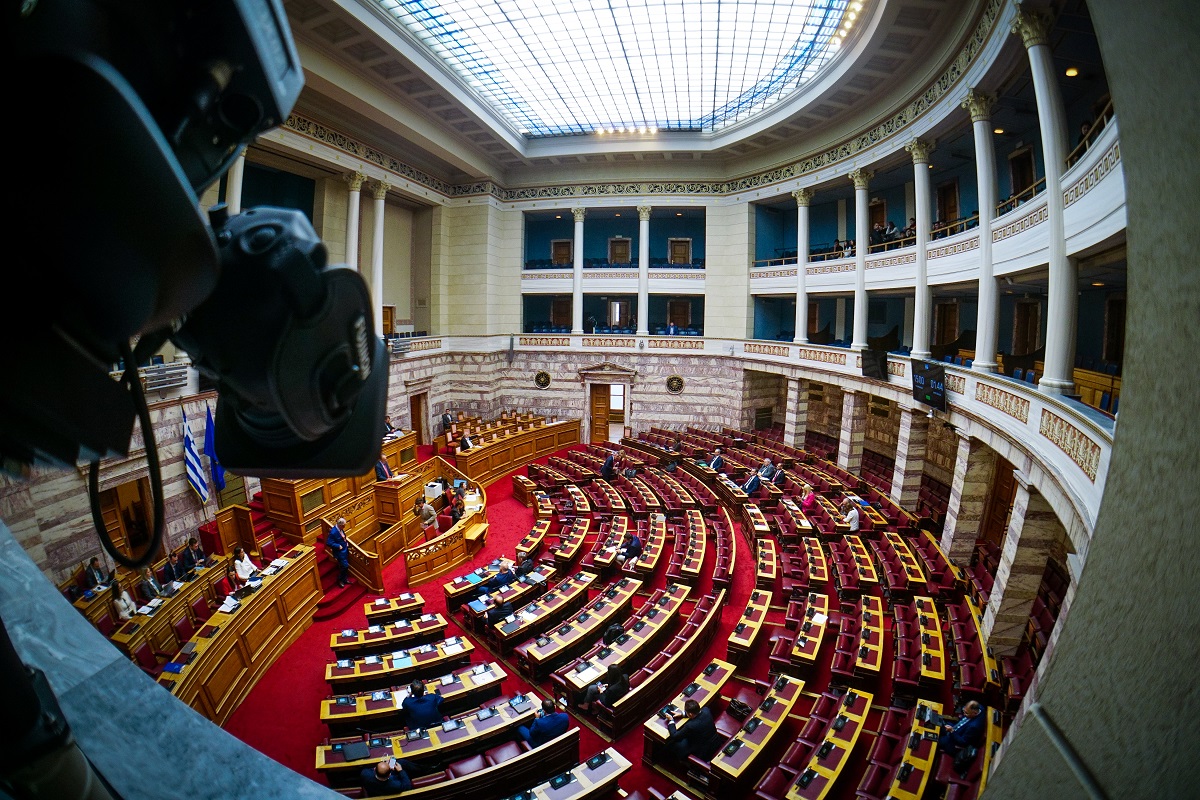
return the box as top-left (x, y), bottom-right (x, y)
top-left (183, 409), bottom-right (210, 503)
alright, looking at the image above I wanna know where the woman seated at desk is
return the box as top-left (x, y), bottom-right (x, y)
top-left (232, 546), bottom-right (260, 583)
top-left (110, 579), bottom-right (137, 622)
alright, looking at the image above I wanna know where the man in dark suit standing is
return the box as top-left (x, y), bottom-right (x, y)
top-left (600, 452), bottom-right (616, 480)
top-left (401, 681), bottom-right (444, 729)
top-left (375, 458), bottom-right (393, 481)
top-left (326, 517), bottom-right (351, 587)
top-left (441, 411), bottom-right (454, 433)
top-left (938, 700), bottom-right (986, 757)
top-left (518, 699), bottom-right (569, 748)
top-left (664, 699), bottom-right (717, 761)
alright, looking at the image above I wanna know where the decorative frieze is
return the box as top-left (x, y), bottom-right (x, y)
top-left (408, 338), bottom-right (442, 352)
top-left (1039, 409), bottom-right (1101, 482)
top-left (522, 271), bottom-right (572, 279)
top-left (928, 236), bottom-right (979, 260)
top-left (808, 262), bottom-right (856, 275)
top-left (648, 338), bottom-right (704, 350)
top-left (975, 383), bottom-right (1031, 423)
top-left (1064, 143), bottom-right (1121, 207)
top-left (797, 348), bottom-right (847, 365)
top-left (866, 252), bottom-right (916, 269)
top-left (648, 270), bottom-right (705, 280)
top-left (945, 374), bottom-right (966, 394)
top-left (519, 336), bottom-right (570, 347)
top-left (751, 268), bottom-right (799, 279)
top-left (583, 337), bottom-right (636, 348)
top-left (993, 205), bottom-right (1048, 242)
top-left (745, 343), bottom-right (790, 357)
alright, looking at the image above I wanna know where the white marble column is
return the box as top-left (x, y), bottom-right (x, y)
top-left (572, 207), bottom-right (586, 334)
top-left (964, 90), bottom-right (1000, 373)
top-left (226, 150), bottom-right (246, 215)
top-left (371, 181), bottom-right (389, 336)
top-left (836, 389), bottom-right (867, 476)
top-left (890, 407), bottom-right (929, 510)
top-left (940, 432), bottom-right (998, 566)
top-left (905, 139), bottom-right (934, 359)
top-left (783, 378), bottom-right (809, 448)
top-left (637, 205), bottom-right (651, 336)
top-left (849, 169), bottom-right (872, 351)
top-left (983, 473), bottom-right (1061, 656)
top-left (792, 188), bottom-right (814, 344)
top-left (1013, 5), bottom-right (1075, 394)
top-left (345, 171), bottom-right (366, 272)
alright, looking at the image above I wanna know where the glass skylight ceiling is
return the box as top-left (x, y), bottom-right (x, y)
top-left (376, 0), bottom-right (854, 138)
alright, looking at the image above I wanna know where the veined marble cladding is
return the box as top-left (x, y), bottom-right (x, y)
top-left (740, 370), bottom-right (787, 431)
top-left (922, 417), bottom-right (958, 486)
top-left (393, 350), bottom-right (746, 435)
top-left (1, 398), bottom-right (228, 583)
top-left (940, 436), bottom-right (998, 567)
top-left (864, 396), bottom-right (899, 454)
top-left (804, 382), bottom-right (842, 441)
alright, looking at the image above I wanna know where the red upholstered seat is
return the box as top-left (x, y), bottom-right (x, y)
top-left (446, 753), bottom-right (488, 778)
top-left (172, 616), bottom-right (195, 648)
top-left (755, 765), bottom-right (799, 797)
top-left (411, 771), bottom-right (447, 788)
top-left (855, 763), bottom-right (895, 800)
top-left (781, 740), bottom-right (813, 768)
top-left (260, 538), bottom-right (278, 563)
top-left (810, 692), bottom-right (839, 721)
top-left (190, 595), bottom-right (212, 624)
top-left (95, 611), bottom-right (116, 637)
top-left (868, 732), bottom-right (905, 766)
top-left (484, 739), bottom-right (531, 765)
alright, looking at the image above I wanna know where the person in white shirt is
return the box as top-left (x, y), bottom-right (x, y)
top-left (841, 499), bottom-right (861, 533)
top-left (110, 580), bottom-right (137, 622)
top-left (232, 546), bottom-right (259, 583)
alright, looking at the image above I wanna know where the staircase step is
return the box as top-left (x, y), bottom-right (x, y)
top-left (312, 582), bottom-right (367, 621)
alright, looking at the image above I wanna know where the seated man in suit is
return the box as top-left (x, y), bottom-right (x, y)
top-left (459, 432), bottom-right (474, 451)
top-left (771, 467), bottom-right (788, 488)
top-left (382, 415), bottom-right (398, 436)
top-left (162, 551), bottom-right (188, 583)
top-left (518, 699), bottom-right (569, 748)
top-left (663, 698), bottom-right (717, 762)
top-left (360, 757), bottom-right (421, 798)
top-left (82, 557), bottom-right (108, 589)
top-left (485, 599), bottom-right (514, 625)
top-left (401, 681), bottom-right (444, 730)
top-left (756, 457), bottom-right (777, 480)
top-left (938, 700), bottom-right (986, 757)
top-left (615, 531), bottom-right (643, 564)
top-left (481, 562), bottom-right (517, 594)
top-left (705, 447), bottom-right (725, 474)
top-left (740, 472), bottom-right (762, 495)
top-left (600, 452), bottom-right (616, 480)
top-left (180, 537), bottom-right (209, 573)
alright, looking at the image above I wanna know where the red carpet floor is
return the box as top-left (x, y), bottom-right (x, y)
top-left (224, 444), bottom-right (962, 799)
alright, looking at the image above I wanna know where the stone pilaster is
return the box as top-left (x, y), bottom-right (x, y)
top-left (983, 476), bottom-right (1062, 655)
top-left (890, 408), bottom-right (929, 510)
top-left (571, 207), bottom-right (586, 334)
top-left (345, 170), bottom-right (367, 271)
top-left (906, 139), bottom-right (934, 359)
top-left (837, 390), bottom-right (867, 475)
top-left (940, 433), bottom-right (997, 566)
top-left (783, 378), bottom-right (809, 448)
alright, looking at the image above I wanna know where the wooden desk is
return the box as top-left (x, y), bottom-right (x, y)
top-left (619, 476), bottom-right (661, 517)
top-left (363, 592), bottom-right (425, 625)
top-left (558, 583), bottom-right (689, 696)
top-left (456, 420), bottom-right (582, 486)
top-left (786, 689), bottom-right (874, 800)
top-left (317, 693), bottom-right (538, 786)
top-left (534, 491), bottom-right (556, 519)
top-left (677, 510), bottom-right (707, 585)
top-left (516, 519), bottom-right (553, 561)
top-left (842, 493), bottom-right (889, 531)
top-left (587, 479), bottom-right (626, 514)
top-left (443, 558), bottom-right (516, 612)
top-left (814, 496), bottom-right (849, 535)
top-left (885, 531), bottom-right (928, 589)
top-left (855, 595), bottom-right (884, 676)
top-left (790, 592), bottom-right (831, 667)
top-left (755, 536), bottom-right (778, 591)
top-left (642, 658), bottom-right (736, 764)
top-left (728, 589), bottom-right (772, 663)
top-left (914, 597), bottom-right (947, 683)
top-left (492, 571), bottom-right (597, 654)
top-left (521, 577), bottom-right (641, 679)
top-left (528, 747), bottom-right (631, 800)
top-left (319, 660), bottom-right (506, 735)
top-left (110, 554), bottom-right (230, 657)
top-left (529, 462), bottom-right (572, 488)
top-left (964, 596), bottom-right (1001, 691)
top-left (710, 675), bottom-right (805, 790)
top-left (512, 474), bottom-right (538, 507)
top-left (153, 546), bottom-right (320, 724)
top-left (551, 518), bottom-right (590, 568)
top-left (461, 565), bottom-right (555, 634)
top-left (325, 636), bottom-right (475, 691)
top-left (804, 538), bottom-right (829, 583)
top-left (714, 475), bottom-right (749, 508)
top-left (880, 699), bottom-right (944, 800)
top-left (843, 535), bottom-right (879, 590)
top-left (330, 613), bottom-right (449, 658)
top-left (564, 484), bottom-right (591, 515)
top-left (777, 497), bottom-right (814, 542)
top-left (743, 503), bottom-right (772, 539)
top-left (587, 516), bottom-right (627, 571)
top-left (625, 514), bottom-right (665, 576)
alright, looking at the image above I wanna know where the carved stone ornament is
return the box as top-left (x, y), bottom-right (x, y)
top-left (904, 138), bottom-right (935, 164)
top-left (572, 207), bottom-right (587, 223)
top-left (961, 89), bottom-right (996, 123)
top-left (792, 188), bottom-right (815, 207)
top-left (534, 370), bottom-right (552, 389)
top-left (637, 205), bottom-right (652, 221)
top-left (666, 375), bottom-right (685, 395)
top-left (1011, 4), bottom-right (1051, 49)
top-left (848, 168), bottom-right (874, 190)
top-left (346, 171), bottom-right (367, 192)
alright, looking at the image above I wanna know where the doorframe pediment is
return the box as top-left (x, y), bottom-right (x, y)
top-left (577, 361), bottom-right (638, 385)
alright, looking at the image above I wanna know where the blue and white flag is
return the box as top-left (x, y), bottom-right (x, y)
top-left (204, 403), bottom-right (226, 492)
top-left (183, 409), bottom-right (210, 503)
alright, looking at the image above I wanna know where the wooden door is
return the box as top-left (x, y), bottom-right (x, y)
top-left (382, 305), bottom-right (395, 336)
top-left (934, 302), bottom-right (959, 345)
top-left (1009, 148), bottom-right (1035, 197)
top-left (937, 181), bottom-right (960, 227)
top-left (551, 297), bottom-right (572, 327)
top-left (870, 201), bottom-right (887, 230)
top-left (808, 300), bottom-right (820, 336)
top-left (668, 239), bottom-right (691, 264)
top-left (1013, 300), bottom-right (1041, 355)
top-left (667, 299), bottom-right (691, 327)
top-left (609, 299), bottom-right (631, 327)
top-left (609, 238), bottom-right (631, 264)
top-left (981, 459), bottom-right (1017, 548)
top-left (409, 392), bottom-right (427, 445)
top-left (590, 384), bottom-right (610, 443)
top-left (551, 240), bottom-right (572, 265)
top-left (97, 488), bottom-right (128, 557)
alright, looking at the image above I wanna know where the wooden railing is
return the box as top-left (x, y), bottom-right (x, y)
top-left (1066, 99), bottom-right (1115, 168)
top-left (400, 513), bottom-right (475, 586)
top-left (996, 178), bottom-right (1047, 216)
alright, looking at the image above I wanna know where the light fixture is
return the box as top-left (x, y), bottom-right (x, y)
top-left (993, 127), bottom-right (1004, 135)
top-left (676, 212), bottom-right (683, 217)
top-left (1065, 67), bottom-right (1079, 77)
top-left (555, 215), bottom-right (561, 219)
top-left (928, 164), bottom-right (935, 169)
top-left (1092, 281), bottom-right (1105, 286)
top-left (614, 213), bottom-right (621, 217)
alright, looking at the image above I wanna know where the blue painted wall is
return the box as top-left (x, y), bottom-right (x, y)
top-left (753, 296), bottom-right (796, 339)
top-left (810, 202), bottom-right (840, 251)
top-left (755, 205), bottom-right (796, 260)
top-left (525, 218), bottom-right (575, 261)
top-left (647, 295), bottom-right (705, 332)
top-left (524, 213), bottom-right (707, 262)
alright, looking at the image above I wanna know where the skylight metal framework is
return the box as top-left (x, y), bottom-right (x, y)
top-left (376, 0), bottom-right (853, 138)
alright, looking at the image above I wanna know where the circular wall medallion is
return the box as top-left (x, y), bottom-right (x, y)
top-left (666, 375), bottom-right (685, 394)
top-left (534, 370), bottom-right (552, 389)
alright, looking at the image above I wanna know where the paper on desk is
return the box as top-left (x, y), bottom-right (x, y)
top-left (443, 643), bottom-right (464, 656)
top-left (171, 581), bottom-right (184, 590)
top-left (520, 610), bottom-right (539, 623)
top-left (374, 598), bottom-right (389, 606)
top-left (136, 605), bottom-right (153, 615)
top-left (812, 612), bottom-right (828, 624)
top-left (576, 665), bottom-right (602, 684)
top-left (148, 598), bottom-right (164, 607)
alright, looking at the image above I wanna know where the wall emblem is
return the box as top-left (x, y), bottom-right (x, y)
top-left (666, 375), bottom-right (685, 395)
top-left (534, 370), bottom-right (552, 389)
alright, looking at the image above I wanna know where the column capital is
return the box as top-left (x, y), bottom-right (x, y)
top-left (636, 205), bottom-right (652, 222)
top-left (346, 171), bottom-right (368, 192)
top-left (848, 169), bottom-right (873, 190)
top-left (791, 187), bottom-right (815, 207)
top-left (572, 207), bottom-right (587, 223)
top-left (904, 137), bottom-right (936, 164)
top-left (961, 89), bottom-right (997, 123)
top-left (372, 180), bottom-right (391, 200)
top-left (1011, 4), bottom-right (1051, 49)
